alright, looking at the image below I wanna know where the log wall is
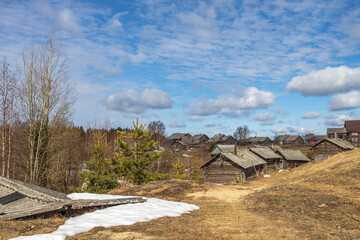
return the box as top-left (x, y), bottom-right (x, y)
top-left (313, 141), bottom-right (341, 162)
top-left (203, 157), bottom-right (241, 183)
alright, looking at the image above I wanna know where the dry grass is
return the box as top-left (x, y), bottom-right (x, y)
top-left (2, 149), bottom-right (360, 240)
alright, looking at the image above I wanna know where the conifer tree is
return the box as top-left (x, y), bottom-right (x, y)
top-left (113, 118), bottom-right (163, 184)
top-left (78, 128), bottom-right (117, 193)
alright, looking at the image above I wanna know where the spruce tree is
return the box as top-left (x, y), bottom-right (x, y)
top-left (113, 118), bottom-right (163, 184)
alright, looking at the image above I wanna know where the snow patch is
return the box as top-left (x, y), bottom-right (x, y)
top-left (11, 193), bottom-right (199, 240)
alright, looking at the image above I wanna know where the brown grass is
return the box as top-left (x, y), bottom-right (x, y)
top-left (2, 149), bottom-right (360, 240)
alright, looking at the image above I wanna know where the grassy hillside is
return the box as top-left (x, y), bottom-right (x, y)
top-left (246, 148), bottom-right (360, 239)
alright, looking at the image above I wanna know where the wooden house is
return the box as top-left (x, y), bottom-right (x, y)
top-left (345, 120), bottom-right (360, 146)
top-left (272, 146), bottom-right (310, 169)
top-left (249, 146), bottom-right (282, 170)
top-left (327, 128), bottom-right (346, 139)
top-left (166, 133), bottom-right (192, 146)
top-left (246, 137), bottom-right (272, 146)
top-left (208, 134), bottom-right (235, 145)
top-left (170, 140), bottom-right (187, 152)
top-left (306, 135), bottom-right (325, 146)
top-left (0, 176), bottom-right (145, 221)
top-left (312, 138), bottom-right (357, 162)
top-left (273, 135), bottom-right (289, 145)
top-left (283, 135), bottom-right (304, 145)
top-left (200, 149), bottom-right (267, 183)
top-left (190, 134), bottom-right (209, 148)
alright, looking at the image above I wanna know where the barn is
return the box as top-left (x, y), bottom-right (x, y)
top-left (312, 138), bottom-right (357, 162)
top-left (200, 149), bottom-right (267, 183)
top-left (272, 146), bottom-right (310, 169)
top-left (249, 146), bottom-right (282, 170)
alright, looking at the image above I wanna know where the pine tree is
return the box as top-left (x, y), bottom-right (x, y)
top-left (113, 118), bottom-right (163, 184)
top-left (77, 128), bottom-right (117, 193)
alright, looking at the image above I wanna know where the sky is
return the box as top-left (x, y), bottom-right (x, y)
top-left (1, 0), bottom-right (360, 138)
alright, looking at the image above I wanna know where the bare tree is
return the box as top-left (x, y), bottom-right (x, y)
top-left (0, 57), bottom-right (17, 177)
top-left (233, 125), bottom-right (250, 140)
top-left (148, 120), bottom-right (166, 147)
top-left (19, 29), bottom-right (77, 185)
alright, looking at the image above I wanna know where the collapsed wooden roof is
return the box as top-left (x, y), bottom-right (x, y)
top-left (0, 176), bottom-right (146, 221)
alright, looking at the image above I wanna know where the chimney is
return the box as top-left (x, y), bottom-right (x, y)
top-left (234, 141), bottom-right (237, 155)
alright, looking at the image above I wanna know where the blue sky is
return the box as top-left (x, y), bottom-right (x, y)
top-left (1, 0), bottom-right (360, 138)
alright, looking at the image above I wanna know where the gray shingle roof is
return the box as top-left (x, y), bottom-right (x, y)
top-left (168, 133), bottom-right (188, 140)
top-left (327, 128), bottom-right (346, 134)
top-left (249, 146), bottom-right (281, 159)
top-left (210, 145), bottom-right (237, 155)
top-left (314, 138), bottom-right (357, 150)
top-left (222, 150), bottom-right (267, 169)
top-left (272, 146), bottom-right (310, 161)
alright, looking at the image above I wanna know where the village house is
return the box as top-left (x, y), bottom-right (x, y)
top-left (327, 128), bottom-right (346, 139)
top-left (306, 135), bottom-right (325, 146)
top-left (189, 134), bottom-right (209, 148)
top-left (166, 133), bottom-right (192, 145)
top-left (272, 146), bottom-right (310, 169)
top-left (246, 137), bottom-right (272, 146)
top-left (312, 138), bottom-right (357, 162)
top-left (0, 176), bottom-right (145, 221)
top-left (274, 135), bottom-right (304, 145)
top-left (207, 134), bottom-right (235, 145)
top-left (344, 120), bottom-right (360, 146)
top-left (200, 149), bottom-right (267, 183)
top-left (249, 146), bottom-right (282, 170)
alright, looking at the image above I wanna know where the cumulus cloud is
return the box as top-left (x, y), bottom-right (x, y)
top-left (105, 89), bottom-right (173, 113)
top-left (252, 113), bottom-right (276, 126)
top-left (324, 113), bottom-right (355, 126)
top-left (301, 111), bottom-right (321, 119)
top-left (190, 87), bottom-right (275, 117)
top-left (287, 66), bottom-right (360, 96)
top-left (329, 90), bottom-right (360, 111)
top-left (271, 126), bottom-right (314, 135)
top-left (168, 122), bottom-right (186, 128)
top-left (205, 122), bottom-right (216, 127)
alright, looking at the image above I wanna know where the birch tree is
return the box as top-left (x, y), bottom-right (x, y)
top-left (0, 57), bottom-right (17, 177)
top-left (19, 29), bottom-right (77, 185)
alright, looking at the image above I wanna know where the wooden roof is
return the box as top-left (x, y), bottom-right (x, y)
top-left (0, 176), bottom-right (146, 221)
top-left (167, 133), bottom-right (190, 140)
top-left (247, 137), bottom-right (271, 143)
top-left (210, 145), bottom-right (237, 155)
top-left (313, 138), bottom-right (357, 150)
top-left (249, 146), bottom-right (281, 159)
top-left (202, 149), bottom-right (266, 169)
top-left (283, 135), bottom-right (303, 143)
top-left (208, 134), bottom-right (225, 143)
top-left (272, 146), bottom-right (310, 162)
top-left (327, 128), bottom-right (346, 134)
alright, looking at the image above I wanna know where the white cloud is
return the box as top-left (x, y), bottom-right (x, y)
top-left (106, 12), bottom-right (127, 30)
top-left (287, 66), bottom-right (360, 96)
top-left (188, 116), bottom-right (204, 122)
top-left (59, 8), bottom-right (81, 33)
top-left (329, 90), bottom-right (360, 111)
top-left (301, 111), bottom-right (321, 119)
top-left (169, 122), bottom-right (186, 128)
top-left (271, 126), bottom-right (314, 136)
top-left (190, 87), bottom-right (275, 117)
top-left (253, 113), bottom-right (276, 121)
top-left (324, 113), bottom-right (355, 126)
top-left (105, 89), bottom-right (173, 113)
top-left (205, 122), bottom-right (216, 127)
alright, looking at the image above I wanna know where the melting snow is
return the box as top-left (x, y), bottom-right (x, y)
top-left (12, 193), bottom-right (199, 240)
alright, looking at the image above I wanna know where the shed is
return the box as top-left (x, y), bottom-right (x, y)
top-left (249, 146), bottom-right (282, 170)
top-left (312, 138), bottom-right (357, 162)
top-left (200, 150), bottom-right (267, 183)
top-left (272, 146), bottom-right (310, 169)
top-left (0, 176), bottom-right (145, 221)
